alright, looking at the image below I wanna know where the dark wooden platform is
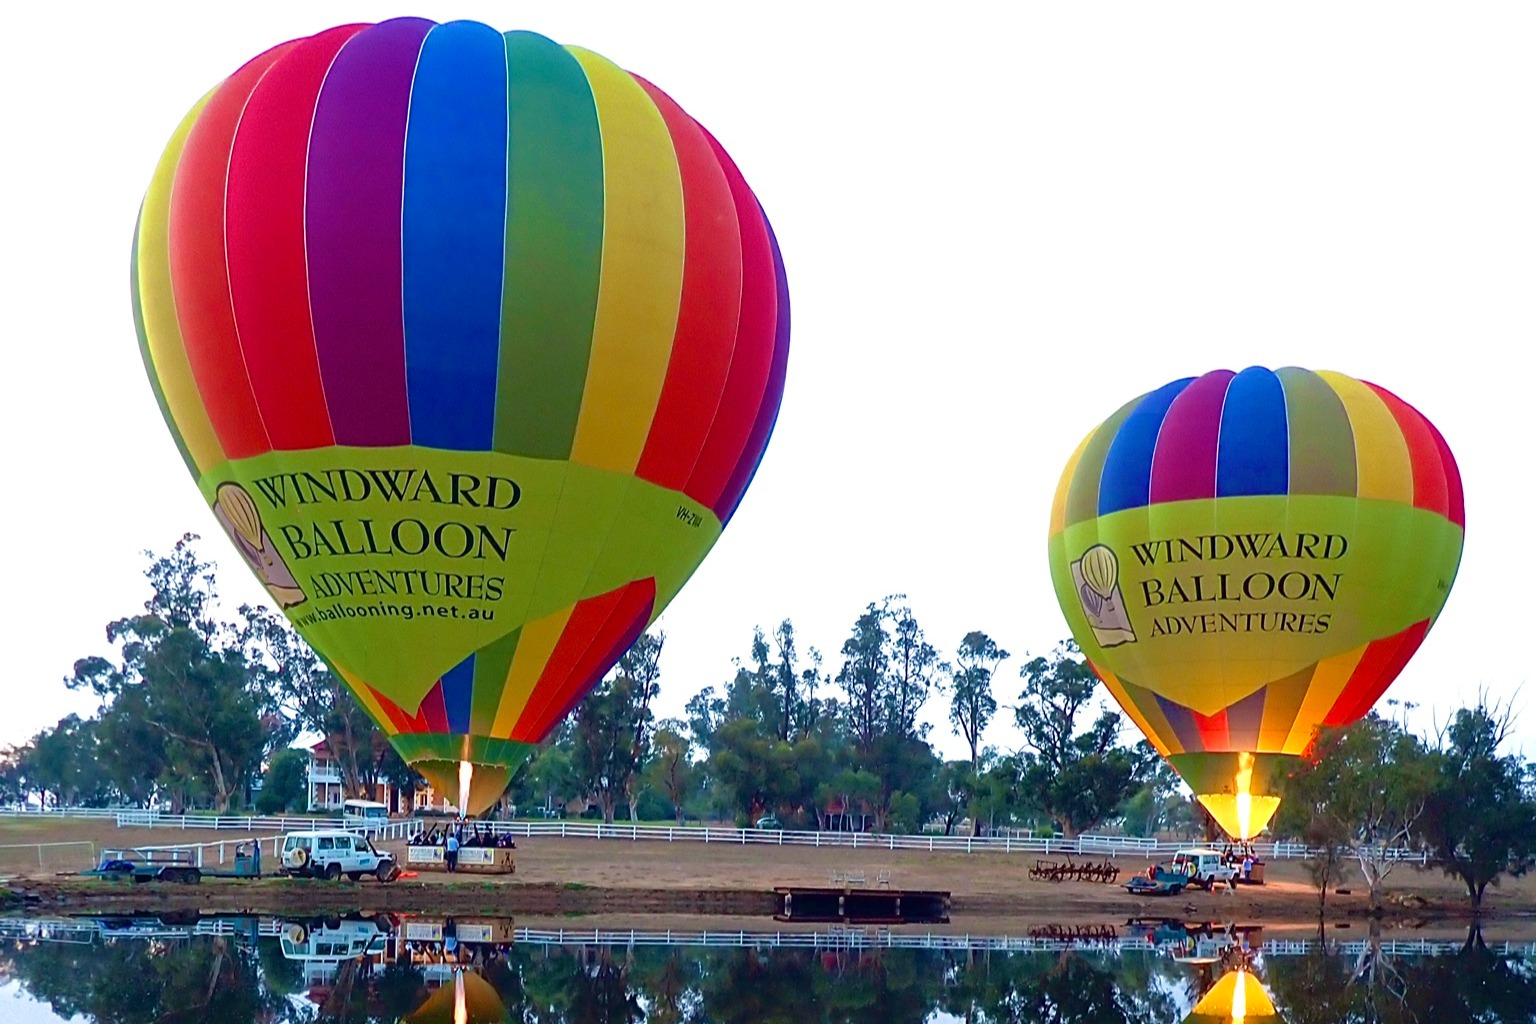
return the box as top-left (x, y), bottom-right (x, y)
top-left (773, 886), bottom-right (950, 924)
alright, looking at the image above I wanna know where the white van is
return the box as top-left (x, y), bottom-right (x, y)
top-left (1170, 847), bottom-right (1239, 891)
top-left (281, 829), bottom-right (397, 881)
top-left (342, 799), bottom-right (390, 834)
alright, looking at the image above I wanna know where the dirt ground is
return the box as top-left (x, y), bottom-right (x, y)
top-left (7, 817), bottom-right (1533, 921)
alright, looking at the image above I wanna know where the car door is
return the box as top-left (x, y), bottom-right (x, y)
top-left (355, 838), bottom-right (379, 871)
top-left (342, 835), bottom-right (366, 871)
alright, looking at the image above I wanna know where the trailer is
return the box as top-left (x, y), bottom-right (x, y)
top-left (86, 842), bottom-right (266, 885)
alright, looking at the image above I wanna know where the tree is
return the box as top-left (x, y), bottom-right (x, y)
top-left (1417, 700), bottom-right (1536, 914)
top-left (1012, 641), bottom-right (1144, 837)
top-left (887, 604), bottom-right (939, 741)
top-left (573, 632), bottom-right (663, 823)
top-left (64, 537), bottom-right (268, 811)
top-left (947, 631), bottom-right (1008, 770)
top-left (21, 716), bottom-right (113, 807)
top-left (256, 747), bottom-right (309, 813)
top-left (684, 687), bottom-right (725, 752)
top-left (647, 722), bottom-right (695, 825)
top-left (237, 604), bottom-right (384, 800)
top-left (935, 759), bottom-right (976, 836)
top-left (836, 602), bottom-right (888, 751)
top-left (1295, 807), bottom-right (1352, 916)
top-left (1280, 714), bottom-right (1436, 910)
top-left (1119, 742), bottom-right (1189, 838)
top-left (947, 631), bottom-right (1008, 836)
top-left (517, 736), bottom-right (581, 817)
top-left (621, 633), bottom-right (664, 823)
top-left (832, 598), bottom-right (943, 831)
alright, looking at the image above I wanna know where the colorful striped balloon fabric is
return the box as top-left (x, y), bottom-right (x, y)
top-left (1048, 367), bottom-right (1463, 838)
top-left (133, 18), bottom-right (789, 812)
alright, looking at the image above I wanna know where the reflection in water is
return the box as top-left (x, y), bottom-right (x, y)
top-left (2, 914), bottom-right (1536, 1022)
top-left (1184, 969), bottom-right (1279, 1024)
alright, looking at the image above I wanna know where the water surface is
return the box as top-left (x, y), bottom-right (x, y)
top-left (3, 913), bottom-right (1535, 1022)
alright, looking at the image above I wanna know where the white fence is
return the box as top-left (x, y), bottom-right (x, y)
top-left (0, 806), bottom-right (1423, 864)
top-left (0, 841), bottom-right (96, 873)
top-left (113, 811), bottom-right (343, 831)
top-left (1, 917), bottom-right (1531, 960)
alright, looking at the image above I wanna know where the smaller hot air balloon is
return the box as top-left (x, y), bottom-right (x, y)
top-left (1049, 367), bottom-right (1463, 840)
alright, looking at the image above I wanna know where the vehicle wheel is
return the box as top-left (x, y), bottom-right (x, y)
top-left (377, 862), bottom-right (398, 883)
top-left (324, 862), bottom-right (342, 881)
top-left (323, 915), bottom-right (342, 931)
top-left (182, 868), bottom-right (202, 885)
top-left (346, 872), bottom-right (362, 882)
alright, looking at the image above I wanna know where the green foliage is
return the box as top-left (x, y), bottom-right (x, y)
top-left (514, 734), bottom-right (581, 816)
top-left (66, 539), bottom-right (269, 812)
top-left (256, 747), bottom-right (308, 814)
top-left (1281, 714), bottom-right (1436, 909)
top-left (645, 722), bottom-right (695, 825)
top-left (1417, 701), bottom-right (1536, 913)
top-left (573, 632), bottom-right (663, 823)
top-left (17, 715), bottom-right (114, 807)
top-left (947, 631), bottom-right (1007, 770)
top-left (1118, 741), bottom-right (1190, 838)
top-left (32, 534), bottom-right (404, 812)
top-left (1011, 642), bottom-right (1144, 837)
top-left (935, 759), bottom-right (976, 836)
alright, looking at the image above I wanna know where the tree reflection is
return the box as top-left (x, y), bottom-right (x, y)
top-left (0, 933), bottom-right (278, 1024)
top-left (1266, 924), bottom-right (1536, 1024)
top-left (4, 921), bottom-right (1536, 1023)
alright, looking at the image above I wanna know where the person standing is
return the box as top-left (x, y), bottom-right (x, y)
top-left (445, 829), bottom-right (460, 873)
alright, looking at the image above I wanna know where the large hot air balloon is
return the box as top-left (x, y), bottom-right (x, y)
top-left (133, 19), bottom-right (789, 814)
top-left (1049, 367), bottom-right (1462, 839)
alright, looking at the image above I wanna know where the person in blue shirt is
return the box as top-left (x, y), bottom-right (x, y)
top-left (445, 829), bottom-right (460, 872)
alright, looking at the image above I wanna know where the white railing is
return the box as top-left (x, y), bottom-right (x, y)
top-left (114, 811), bottom-right (343, 831)
top-left (0, 806), bottom-right (1424, 863)
top-left (0, 806), bottom-right (120, 820)
top-left (358, 820), bottom-right (1422, 863)
top-left (4, 916), bottom-right (1533, 960)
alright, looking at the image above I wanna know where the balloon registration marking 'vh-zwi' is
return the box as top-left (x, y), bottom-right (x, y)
top-left (132, 18), bottom-right (789, 815)
top-left (1048, 367), bottom-right (1463, 839)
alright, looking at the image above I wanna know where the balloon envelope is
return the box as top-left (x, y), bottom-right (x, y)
top-left (1048, 367), bottom-right (1462, 838)
top-left (1183, 970), bottom-right (1280, 1024)
top-left (134, 19), bottom-right (789, 813)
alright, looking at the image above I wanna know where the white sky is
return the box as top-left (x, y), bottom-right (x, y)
top-left (3, 3), bottom-right (1532, 764)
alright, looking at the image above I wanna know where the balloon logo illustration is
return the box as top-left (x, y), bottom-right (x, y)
top-left (1072, 543), bottom-right (1136, 645)
top-left (1049, 367), bottom-right (1463, 839)
top-left (133, 18), bottom-right (790, 814)
top-left (213, 483), bottom-right (306, 609)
